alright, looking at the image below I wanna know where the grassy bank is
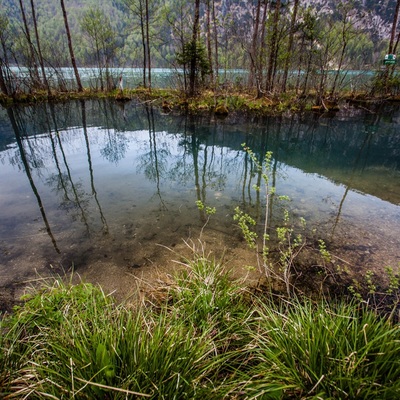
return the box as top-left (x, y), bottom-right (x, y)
top-left (2, 86), bottom-right (397, 114)
top-left (1, 253), bottom-right (399, 399)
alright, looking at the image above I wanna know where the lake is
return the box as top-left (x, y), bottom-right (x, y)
top-left (0, 99), bottom-right (399, 308)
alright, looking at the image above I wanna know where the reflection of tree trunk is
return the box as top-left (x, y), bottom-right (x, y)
top-left (331, 129), bottom-right (374, 237)
top-left (47, 104), bottom-right (70, 201)
top-left (81, 100), bottom-right (108, 233)
top-left (190, 123), bottom-right (206, 222)
top-left (242, 135), bottom-right (250, 206)
top-left (202, 144), bottom-right (208, 207)
top-left (8, 107), bottom-right (60, 254)
top-left (54, 117), bottom-right (90, 233)
top-left (145, 104), bottom-right (167, 210)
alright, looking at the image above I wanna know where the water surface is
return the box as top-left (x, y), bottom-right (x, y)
top-left (0, 100), bottom-right (399, 306)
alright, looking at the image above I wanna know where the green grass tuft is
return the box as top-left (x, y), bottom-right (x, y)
top-left (1, 260), bottom-right (399, 399)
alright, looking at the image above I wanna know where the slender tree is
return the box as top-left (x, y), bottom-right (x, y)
top-left (29, 0), bottom-right (51, 95)
top-left (295, 8), bottom-right (319, 96)
top-left (189, 0), bottom-right (201, 96)
top-left (145, 0), bottom-right (152, 89)
top-left (0, 13), bottom-right (11, 96)
top-left (81, 7), bottom-right (117, 91)
top-left (329, 2), bottom-right (358, 97)
top-left (211, 0), bottom-right (219, 84)
top-left (120, 0), bottom-right (153, 89)
top-left (265, 0), bottom-right (281, 93)
top-left (18, 0), bottom-right (41, 88)
top-left (389, 0), bottom-right (400, 55)
top-left (388, 0), bottom-right (400, 83)
top-left (281, 0), bottom-right (299, 92)
top-left (60, 0), bottom-right (83, 92)
top-left (249, 0), bottom-right (262, 90)
top-left (206, 0), bottom-right (213, 85)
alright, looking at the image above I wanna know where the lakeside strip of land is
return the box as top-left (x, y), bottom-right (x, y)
top-left (2, 87), bottom-right (400, 114)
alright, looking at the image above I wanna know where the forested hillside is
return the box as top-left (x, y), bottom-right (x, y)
top-left (0, 0), bottom-right (399, 98)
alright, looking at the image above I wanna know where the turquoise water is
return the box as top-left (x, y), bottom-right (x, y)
top-left (0, 99), bottom-right (399, 303)
top-left (8, 67), bottom-right (376, 90)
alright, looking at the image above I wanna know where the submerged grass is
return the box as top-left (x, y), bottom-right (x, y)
top-left (1, 252), bottom-right (399, 399)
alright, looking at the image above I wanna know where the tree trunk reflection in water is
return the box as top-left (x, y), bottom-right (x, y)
top-left (80, 100), bottom-right (109, 234)
top-left (7, 107), bottom-right (60, 254)
top-left (145, 104), bottom-right (167, 210)
top-left (50, 105), bottom-right (91, 234)
top-left (331, 113), bottom-right (378, 237)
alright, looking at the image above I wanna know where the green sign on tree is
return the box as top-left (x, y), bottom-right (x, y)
top-left (384, 54), bottom-right (397, 65)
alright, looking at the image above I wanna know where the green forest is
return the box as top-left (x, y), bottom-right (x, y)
top-left (0, 0), bottom-right (399, 99)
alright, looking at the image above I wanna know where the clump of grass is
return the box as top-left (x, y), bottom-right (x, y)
top-left (0, 277), bottom-right (216, 399)
top-left (1, 258), bottom-right (399, 399)
top-left (234, 297), bottom-right (400, 399)
top-left (168, 243), bottom-right (247, 332)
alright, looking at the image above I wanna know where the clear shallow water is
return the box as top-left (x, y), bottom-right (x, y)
top-left (0, 100), bottom-right (399, 305)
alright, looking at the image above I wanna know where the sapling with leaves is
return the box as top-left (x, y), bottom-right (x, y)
top-left (235, 144), bottom-right (336, 297)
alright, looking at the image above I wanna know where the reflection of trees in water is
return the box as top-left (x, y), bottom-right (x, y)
top-left (47, 104), bottom-right (91, 232)
top-left (9, 101), bottom-right (110, 236)
top-left (46, 173), bottom-right (90, 218)
top-left (98, 99), bottom-right (129, 165)
top-left (7, 107), bottom-right (60, 254)
top-left (329, 112), bottom-right (378, 237)
top-left (169, 116), bottom-right (229, 191)
top-left (3, 100), bottom-right (400, 250)
top-left (100, 131), bottom-right (128, 164)
top-left (81, 100), bottom-right (108, 233)
top-left (136, 105), bottom-right (170, 210)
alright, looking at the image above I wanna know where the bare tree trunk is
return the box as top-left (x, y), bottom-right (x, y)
top-left (249, 0), bottom-right (262, 89)
top-left (388, 0), bottom-right (400, 83)
top-left (282, 0), bottom-right (299, 92)
top-left (30, 0), bottom-right (51, 96)
top-left (145, 0), bottom-right (151, 90)
top-left (139, 0), bottom-right (147, 88)
top-left (265, 0), bottom-right (281, 93)
top-left (258, 0), bottom-right (268, 96)
top-left (389, 0), bottom-right (400, 55)
top-left (60, 0), bottom-right (83, 92)
top-left (330, 34), bottom-right (348, 97)
top-left (0, 31), bottom-right (11, 96)
top-left (18, 0), bottom-right (40, 87)
top-left (394, 29), bottom-right (400, 55)
top-left (317, 42), bottom-right (330, 104)
top-left (206, 0), bottom-right (214, 86)
top-left (212, 0), bottom-right (219, 84)
top-left (189, 0), bottom-right (200, 96)
top-left (0, 61), bottom-right (8, 96)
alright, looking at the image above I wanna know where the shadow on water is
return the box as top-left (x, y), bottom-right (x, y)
top-left (0, 99), bottom-right (399, 309)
